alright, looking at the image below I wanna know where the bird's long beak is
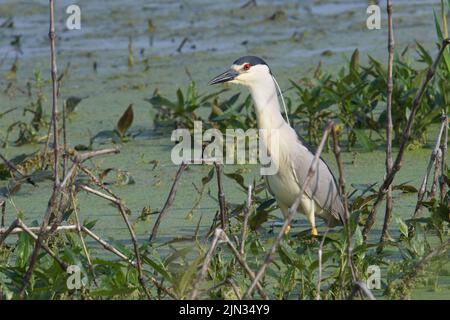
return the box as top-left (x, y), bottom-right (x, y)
top-left (208, 69), bottom-right (239, 85)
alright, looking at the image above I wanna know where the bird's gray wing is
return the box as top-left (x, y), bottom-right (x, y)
top-left (290, 140), bottom-right (345, 224)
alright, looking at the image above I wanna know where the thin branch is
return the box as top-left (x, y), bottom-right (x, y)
top-left (226, 278), bottom-right (242, 300)
top-left (79, 184), bottom-right (120, 204)
top-left (430, 150), bottom-right (442, 198)
top-left (16, 219), bottom-right (68, 272)
top-left (80, 181), bottom-right (151, 299)
top-left (381, 0), bottom-right (395, 243)
top-left (0, 224), bottom-right (77, 235)
top-left (220, 229), bottom-right (268, 299)
top-left (439, 115), bottom-right (448, 201)
top-left (244, 121), bottom-right (333, 299)
top-left (413, 116), bottom-right (447, 217)
top-left (362, 38), bottom-right (450, 241)
top-left (190, 228), bottom-right (222, 299)
top-left (149, 162), bottom-right (188, 242)
top-left (316, 226), bottom-right (330, 300)
top-left (0, 218), bottom-right (19, 245)
top-left (70, 190), bottom-right (98, 287)
top-left (347, 281), bottom-right (376, 300)
top-left (214, 162), bottom-right (228, 231)
top-left (331, 126), bottom-right (358, 283)
top-left (398, 237), bottom-right (450, 299)
top-left (81, 226), bottom-right (132, 263)
top-left (0, 199), bottom-right (5, 228)
top-left (240, 184), bottom-right (252, 256)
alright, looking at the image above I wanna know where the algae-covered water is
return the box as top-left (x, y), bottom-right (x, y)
top-left (0, 0), bottom-right (449, 298)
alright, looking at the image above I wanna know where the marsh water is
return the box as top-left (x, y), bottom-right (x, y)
top-left (0, 0), bottom-right (449, 298)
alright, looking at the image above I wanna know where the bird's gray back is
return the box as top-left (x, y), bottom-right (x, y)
top-left (291, 139), bottom-right (345, 225)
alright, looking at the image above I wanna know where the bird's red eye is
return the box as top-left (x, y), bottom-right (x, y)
top-left (243, 63), bottom-right (250, 71)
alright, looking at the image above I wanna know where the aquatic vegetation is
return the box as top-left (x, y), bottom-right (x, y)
top-left (1, 0), bottom-right (450, 301)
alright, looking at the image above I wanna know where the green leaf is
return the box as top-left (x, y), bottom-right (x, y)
top-left (354, 129), bottom-right (375, 152)
top-left (350, 48), bottom-right (360, 72)
top-left (116, 104), bottom-right (134, 138)
top-left (396, 217), bottom-right (409, 237)
top-left (176, 256), bottom-right (201, 297)
top-left (142, 255), bottom-right (173, 283)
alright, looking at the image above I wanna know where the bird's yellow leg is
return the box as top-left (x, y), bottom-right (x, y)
top-left (279, 203), bottom-right (291, 235)
top-left (284, 224), bottom-right (291, 235)
top-left (304, 197), bottom-right (317, 237)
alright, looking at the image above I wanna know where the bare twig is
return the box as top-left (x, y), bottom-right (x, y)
top-left (190, 228), bottom-right (222, 299)
top-left (0, 224), bottom-right (77, 235)
top-left (413, 117), bottom-right (447, 217)
top-left (19, 1), bottom-right (61, 296)
top-left (80, 180), bottom-right (151, 299)
top-left (214, 162), bottom-right (228, 231)
top-left (244, 121), bottom-right (333, 299)
top-left (0, 153), bottom-right (36, 186)
top-left (62, 100), bottom-right (68, 176)
top-left (316, 226), bottom-right (330, 300)
top-left (398, 237), bottom-right (450, 299)
top-left (331, 127), bottom-right (358, 283)
top-left (70, 191), bottom-right (98, 287)
top-left (439, 115), bottom-right (448, 201)
top-left (0, 199), bottom-right (5, 228)
top-left (381, 0), bottom-right (395, 243)
top-left (81, 226), bottom-right (132, 263)
top-left (430, 150), bottom-right (442, 198)
top-left (240, 184), bottom-right (252, 256)
top-left (226, 278), bottom-right (242, 300)
top-left (0, 219), bottom-right (19, 246)
top-left (220, 230), bottom-right (268, 299)
top-left (362, 38), bottom-right (450, 241)
top-left (61, 147), bottom-right (120, 188)
top-left (149, 162), bottom-right (189, 242)
top-left (347, 281), bottom-right (376, 300)
top-left (79, 184), bottom-right (120, 204)
top-left (16, 219), bottom-right (68, 272)
top-left (190, 228), bottom-right (268, 300)
top-left (80, 224), bottom-right (175, 299)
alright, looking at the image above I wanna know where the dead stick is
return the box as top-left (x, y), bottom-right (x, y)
top-left (80, 183), bottom-right (151, 299)
top-left (79, 184), bottom-right (120, 204)
top-left (1, 199), bottom-right (5, 228)
top-left (347, 281), bottom-right (376, 300)
top-left (316, 226), bottom-right (330, 300)
top-left (0, 224), bottom-right (77, 235)
top-left (331, 126), bottom-right (358, 283)
top-left (240, 184), bottom-right (252, 256)
top-left (362, 38), bottom-right (450, 241)
top-left (70, 191), bottom-right (98, 287)
top-left (439, 116), bottom-right (448, 201)
top-left (381, 0), bottom-right (395, 243)
top-left (190, 228), bottom-right (222, 299)
top-left (413, 117), bottom-right (447, 217)
top-left (149, 162), bottom-right (188, 242)
top-left (214, 162), bottom-right (228, 231)
top-left (244, 121), bottom-right (333, 299)
top-left (0, 219), bottom-right (19, 245)
top-left (220, 229), bottom-right (268, 299)
top-left (16, 219), bottom-right (68, 272)
top-left (430, 151), bottom-right (442, 198)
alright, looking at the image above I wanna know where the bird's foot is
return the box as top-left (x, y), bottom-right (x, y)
top-left (284, 225), bottom-right (291, 235)
top-left (311, 227), bottom-right (318, 237)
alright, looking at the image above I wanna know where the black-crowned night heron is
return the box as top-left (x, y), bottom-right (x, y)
top-left (209, 56), bottom-right (344, 236)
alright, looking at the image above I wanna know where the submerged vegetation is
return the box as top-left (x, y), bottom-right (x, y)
top-left (0, 1), bottom-right (450, 300)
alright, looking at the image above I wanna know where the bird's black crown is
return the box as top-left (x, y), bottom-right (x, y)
top-left (233, 56), bottom-right (268, 67)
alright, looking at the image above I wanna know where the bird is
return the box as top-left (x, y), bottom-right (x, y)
top-left (209, 56), bottom-right (345, 236)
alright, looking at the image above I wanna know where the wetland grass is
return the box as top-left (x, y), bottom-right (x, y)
top-left (0, 1), bottom-right (450, 301)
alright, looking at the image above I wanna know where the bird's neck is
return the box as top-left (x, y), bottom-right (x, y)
top-left (248, 78), bottom-right (286, 131)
